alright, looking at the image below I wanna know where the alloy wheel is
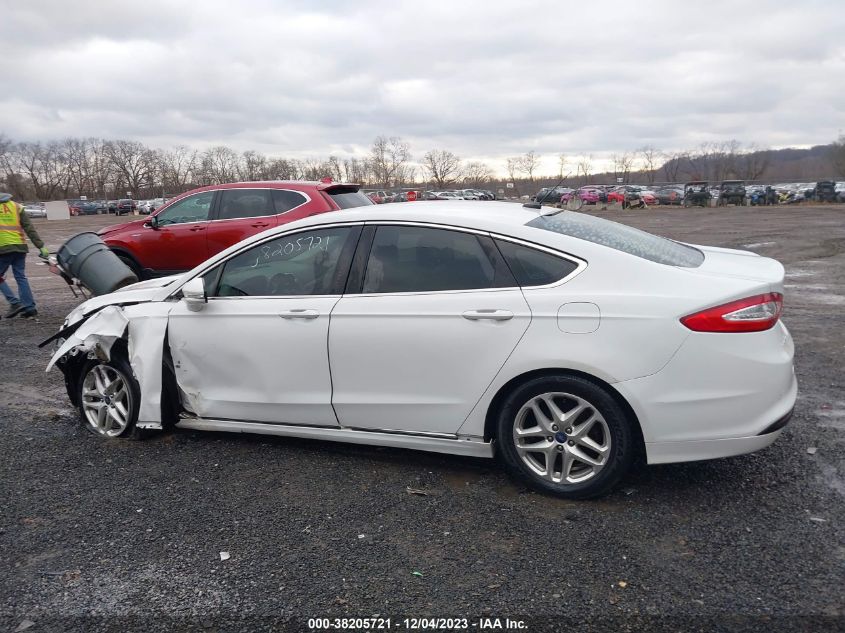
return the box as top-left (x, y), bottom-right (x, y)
top-left (81, 364), bottom-right (133, 437)
top-left (512, 392), bottom-right (611, 484)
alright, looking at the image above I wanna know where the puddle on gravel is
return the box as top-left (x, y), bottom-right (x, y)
top-left (818, 462), bottom-right (845, 498)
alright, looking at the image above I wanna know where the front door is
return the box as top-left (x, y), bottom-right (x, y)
top-left (329, 224), bottom-right (531, 435)
top-left (167, 224), bottom-right (361, 426)
top-left (140, 191), bottom-right (215, 272)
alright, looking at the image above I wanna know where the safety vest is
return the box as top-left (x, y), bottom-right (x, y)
top-left (0, 201), bottom-right (26, 248)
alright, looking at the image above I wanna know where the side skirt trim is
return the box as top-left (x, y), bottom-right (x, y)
top-left (175, 418), bottom-right (494, 458)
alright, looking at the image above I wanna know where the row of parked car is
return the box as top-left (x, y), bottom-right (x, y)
top-left (66, 198), bottom-right (171, 216)
top-left (532, 180), bottom-right (845, 208)
top-left (365, 188), bottom-right (497, 203)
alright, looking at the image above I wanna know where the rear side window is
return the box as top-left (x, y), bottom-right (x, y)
top-left (363, 226), bottom-right (496, 293)
top-left (329, 191), bottom-right (374, 209)
top-left (273, 189), bottom-right (308, 213)
top-left (527, 212), bottom-right (704, 267)
top-left (218, 189), bottom-right (274, 220)
top-left (495, 239), bottom-right (578, 286)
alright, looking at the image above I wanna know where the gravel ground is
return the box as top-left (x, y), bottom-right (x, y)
top-left (1, 206), bottom-right (843, 632)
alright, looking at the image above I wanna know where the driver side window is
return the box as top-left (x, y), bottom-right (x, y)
top-left (155, 192), bottom-right (214, 226)
top-left (209, 226), bottom-right (357, 297)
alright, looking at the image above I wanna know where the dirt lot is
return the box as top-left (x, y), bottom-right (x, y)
top-left (1, 205), bottom-right (843, 631)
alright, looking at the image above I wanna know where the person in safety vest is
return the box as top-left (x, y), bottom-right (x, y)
top-left (0, 193), bottom-right (49, 319)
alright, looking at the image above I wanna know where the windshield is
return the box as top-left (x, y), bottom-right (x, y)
top-left (527, 212), bottom-right (704, 267)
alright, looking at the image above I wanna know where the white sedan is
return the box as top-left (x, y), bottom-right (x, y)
top-left (45, 202), bottom-right (796, 498)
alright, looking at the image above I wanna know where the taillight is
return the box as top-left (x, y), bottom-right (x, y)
top-left (681, 293), bottom-right (783, 333)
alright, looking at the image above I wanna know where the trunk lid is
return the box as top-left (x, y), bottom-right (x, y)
top-left (684, 245), bottom-right (785, 291)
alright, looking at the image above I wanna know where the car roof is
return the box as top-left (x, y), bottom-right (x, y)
top-left (263, 201), bottom-right (569, 244)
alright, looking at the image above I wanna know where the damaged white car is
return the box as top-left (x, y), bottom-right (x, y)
top-left (45, 202), bottom-right (796, 498)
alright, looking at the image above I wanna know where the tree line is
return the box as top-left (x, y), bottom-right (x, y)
top-left (1, 132), bottom-right (842, 202)
top-left (0, 134), bottom-right (496, 202)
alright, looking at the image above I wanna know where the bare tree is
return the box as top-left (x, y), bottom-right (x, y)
top-left (341, 157), bottom-right (370, 183)
top-left (576, 154), bottom-right (593, 184)
top-left (505, 157), bottom-right (521, 195)
top-left (158, 145), bottom-right (198, 193)
top-left (106, 140), bottom-right (156, 195)
top-left (325, 156), bottom-right (344, 182)
top-left (557, 153), bottom-right (568, 178)
top-left (737, 144), bottom-right (771, 181)
top-left (199, 145), bottom-right (240, 185)
top-left (88, 138), bottom-right (114, 198)
top-left (239, 150), bottom-right (267, 181)
top-left (637, 146), bottom-right (659, 184)
top-left (462, 161), bottom-right (493, 188)
top-left (517, 150), bottom-right (540, 181)
top-left (611, 152), bottom-right (634, 184)
top-left (11, 141), bottom-right (67, 200)
top-left (829, 135), bottom-right (845, 178)
top-left (62, 137), bottom-right (91, 196)
top-left (660, 151), bottom-right (685, 182)
top-left (266, 158), bottom-right (302, 180)
top-left (422, 149), bottom-right (462, 188)
top-left (370, 136), bottom-right (411, 188)
top-left (300, 158), bottom-right (331, 181)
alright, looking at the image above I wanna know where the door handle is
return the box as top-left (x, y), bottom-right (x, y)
top-left (188, 226), bottom-right (206, 232)
top-left (462, 309), bottom-right (514, 321)
top-left (279, 309), bottom-right (319, 319)
top-left (250, 222), bottom-right (270, 228)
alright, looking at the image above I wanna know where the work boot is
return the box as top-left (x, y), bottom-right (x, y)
top-left (4, 304), bottom-right (24, 319)
top-left (21, 309), bottom-right (38, 319)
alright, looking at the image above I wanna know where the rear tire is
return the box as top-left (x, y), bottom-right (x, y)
top-left (495, 375), bottom-right (635, 499)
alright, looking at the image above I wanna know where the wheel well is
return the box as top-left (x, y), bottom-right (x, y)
top-left (483, 368), bottom-right (646, 457)
top-left (109, 248), bottom-right (144, 277)
top-left (61, 336), bottom-right (181, 427)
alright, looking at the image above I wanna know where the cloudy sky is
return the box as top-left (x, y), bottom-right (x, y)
top-left (3, 0), bottom-right (843, 174)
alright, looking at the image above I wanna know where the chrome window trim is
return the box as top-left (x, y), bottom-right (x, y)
top-left (170, 221), bottom-right (364, 301)
top-left (342, 221), bottom-right (586, 296)
top-left (206, 294), bottom-right (342, 301)
top-left (210, 187), bottom-right (311, 224)
top-left (167, 220), bottom-right (587, 300)
top-left (489, 233), bottom-right (587, 290)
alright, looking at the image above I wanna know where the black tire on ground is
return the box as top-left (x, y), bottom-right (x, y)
top-left (77, 355), bottom-right (155, 441)
top-left (495, 375), bottom-right (636, 499)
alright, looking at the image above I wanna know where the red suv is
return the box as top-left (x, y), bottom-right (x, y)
top-left (100, 181), bottom-right (372, 278)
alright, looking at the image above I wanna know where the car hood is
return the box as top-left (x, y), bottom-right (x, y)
top-left (98, 217), bottom-right (148, 236)
top-left (118, 274), bottom-right (181, 292)
top-left (63, 279), bottom-right (178, 327)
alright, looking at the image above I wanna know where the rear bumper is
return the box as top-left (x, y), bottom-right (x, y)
top-left (615, 321), bottom-right (797, 464)
top-left (645, 407), bottom-right (793, 464)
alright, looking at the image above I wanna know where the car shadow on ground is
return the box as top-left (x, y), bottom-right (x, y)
top-left (141, 424), bottom-right (779, 506)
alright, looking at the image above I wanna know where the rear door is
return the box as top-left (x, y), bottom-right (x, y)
top-left (328, 224), bottom-right (531, 435)
top-left (206, 188), bottom-right (281, 256)
top-left (137, 191), bottom-right (215, 272)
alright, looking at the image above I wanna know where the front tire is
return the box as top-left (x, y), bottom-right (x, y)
top-left (78, 356), bottom-right (151, 440)
top-left (495, 375), bottom-right (635, 499)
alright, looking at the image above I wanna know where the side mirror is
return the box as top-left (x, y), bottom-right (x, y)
top-left (182, 277), bottom-right (207, 312)
top-left (148, 215), bottom-right (159, 229)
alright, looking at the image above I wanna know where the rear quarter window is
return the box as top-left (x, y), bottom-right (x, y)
top-left (527, 212), bottom-right (704, 267)
top-left (494, 239), bottom-right (578, 286)
top-left (329, 191), bottom-right (374, 209)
